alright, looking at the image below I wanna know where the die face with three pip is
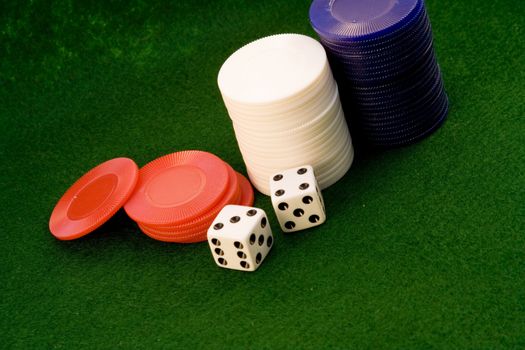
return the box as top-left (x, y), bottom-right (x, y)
top-left (270, 165), bottom-right (326, 232)
top-left (207, 205), bottom-right (273, 272)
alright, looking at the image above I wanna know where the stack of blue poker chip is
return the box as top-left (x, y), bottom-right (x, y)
top-left (309, 0), bottom-right (448, 147)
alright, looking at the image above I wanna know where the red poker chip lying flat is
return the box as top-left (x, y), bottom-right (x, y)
top-left (49, 158), bottom-right (139, 240)
top-left (144, 163), bottom-right (240, 230)
top-left (124, 151), bottom-right (230, 226)
top-left (138, 170), bottom-right (254, 243)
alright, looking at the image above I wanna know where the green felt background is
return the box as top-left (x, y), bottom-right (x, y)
top-left (1, 0), bottom-right (524, 348)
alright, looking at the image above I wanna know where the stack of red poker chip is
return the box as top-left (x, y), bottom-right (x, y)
top-left (124, 151), bottom-right (254, 243)
top-left (49, 151), bottom-right (253, 243)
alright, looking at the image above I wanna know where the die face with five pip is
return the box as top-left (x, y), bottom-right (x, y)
top-left (270, 165), bottom-right (326, 232)
top-left (207, 205), bottom-right (273, 272)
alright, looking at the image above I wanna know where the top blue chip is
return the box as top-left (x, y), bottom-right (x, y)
top-left (310, 0), bottom-right (423, 42)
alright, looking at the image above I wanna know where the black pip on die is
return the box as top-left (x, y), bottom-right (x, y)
top-left (207, 205), bottom-right (273, 272)
top-left (270, 165), bottom-right (326, 232)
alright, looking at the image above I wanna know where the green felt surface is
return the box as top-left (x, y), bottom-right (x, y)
top-left (1, 0), bottom-right (524, 348)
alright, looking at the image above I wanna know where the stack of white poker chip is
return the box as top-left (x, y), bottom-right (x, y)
top-left (217, 34), bottom-right (354, 195)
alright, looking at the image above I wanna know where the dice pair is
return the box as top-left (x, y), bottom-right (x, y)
top-left (207, 165), bottom-right (325, 272)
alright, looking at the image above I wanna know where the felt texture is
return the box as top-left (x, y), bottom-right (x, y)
top-left (0, 0), bottom-right (524, 348)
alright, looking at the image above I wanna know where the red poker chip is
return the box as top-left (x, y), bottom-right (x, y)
top-left (138, 171), bottom-right (254, 243)
top-left (124, 151), bottom-right (230, 226)
top-left (144, 163), bottom-right (239, 230)
top-left (49, 158), bottom-right (139, 240)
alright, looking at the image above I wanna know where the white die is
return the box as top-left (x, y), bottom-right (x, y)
top-left (270, 165), bottom-right (326, 232)
top-left (207, 205), bottom-right (273, 272)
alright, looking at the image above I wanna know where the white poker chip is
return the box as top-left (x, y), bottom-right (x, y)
top-left (241, 127), bottom-right (351, 176)
top-left (230, 85), bottom-right (340, 134)
top-left (217, 33), bottom-right (355, 195)
top-left (222, 67), bottom-right (334, 119)
top-left (218, 34), bottom-right (329, 106)
top-left (234, 106), bottom-right (346, 157)
top-left (244, 130), bottom-right (351, 172)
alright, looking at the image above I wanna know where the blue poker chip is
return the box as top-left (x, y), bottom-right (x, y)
top-left (319, 9), bottom-right (430, 51)
top-left (353, 88), bottom-right (447, 126)
top-left (310, 0), bottom-right (422, 42)
top-left (331, 42), bottom-right (435, 81)
top-left (361, 116), bottom-right (440, 140)
top-left (343, 56), bottom-right (440, 94)
top-left (316, 1), bottom-right (427, 48)
top-left (356, 87), bottom-right (447, 127)
top-left (349, 65), bottom-right (441, 105)
top-left (362, 98), bottom-right (449, 147)
top-left (351, 86), bottom-right (446, 123)
top-left (323, 22), bottom-right (432, 62)
top-left (326, 39), bottom-right (433, 73)
top-left (361, 56), bottom-right (435, 83)
top-left (357, 93), bottom-right (448, 136)
top-left (356, 76), bottom-right (444, 112)
top-left (350, 82), bottom-right (442, 114)
top-left (322, 30), bottom-right (432, 66)
top-left (336, 48), bottom-right (438, 88)
top-left (333, 41), bottom-right (436, 74)
top-left (324, 34), bottom-right (432, 67)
